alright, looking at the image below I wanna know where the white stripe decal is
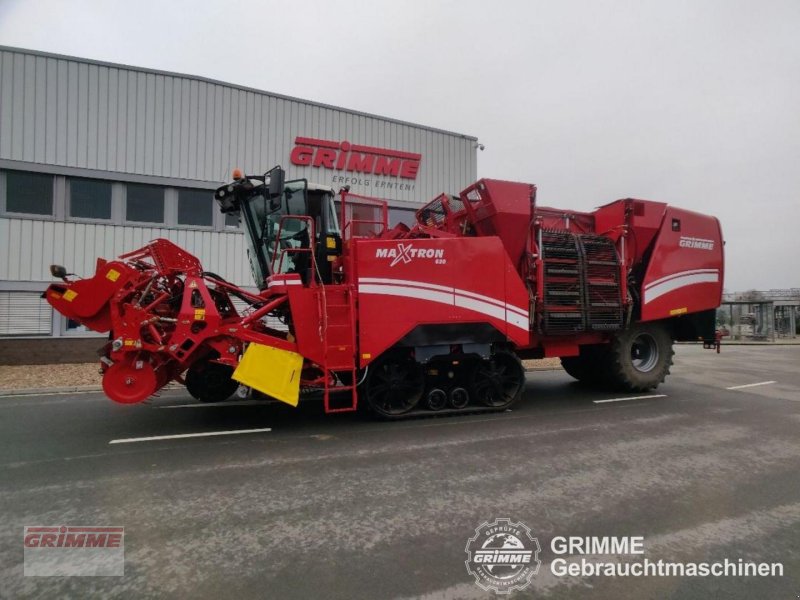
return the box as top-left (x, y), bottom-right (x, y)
top-left (267, 279), bottom-right (302, 288)
top-left (455, 295), bottom-right (506, 321)
top-left (358, 277), bottom-right (529, 320)
top-left (456, 287), bottom-right (527, 318)
top-left (358, 283), bottom-right (529, 331)
top-left (359, 277), bottom-right (453, 293)
top-left (645, 269), bottom-right (718, 290)
top-left (644, 271), bottom-right (719, 304)
top-left (359, 284), bottom-right (454, 306)
top-left (506, 310), bottom-right (529, 330)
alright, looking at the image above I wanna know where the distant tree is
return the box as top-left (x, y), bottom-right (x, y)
top-left (716, 308), bottom-right (729, 327)
top-left (738, 289), bottom-right (764, 302)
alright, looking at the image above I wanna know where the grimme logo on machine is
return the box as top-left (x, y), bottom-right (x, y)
top-left (679, 236), bottom-right (714, 250)
top-left (376, 243), bottom-right (446, 267)
top-left (290, 137), bottom-right (422, 183)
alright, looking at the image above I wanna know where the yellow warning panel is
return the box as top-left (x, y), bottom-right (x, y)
top-left (232, 343), bottom-right (303, 407)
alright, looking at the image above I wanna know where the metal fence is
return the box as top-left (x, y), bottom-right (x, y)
top-left (718, 301), bottom-right (799, 341)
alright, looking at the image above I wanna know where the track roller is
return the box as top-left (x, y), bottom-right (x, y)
top-left (448, 387), bottom-right (469, 409)
top-left (426, 388), bottom-right (448, 411)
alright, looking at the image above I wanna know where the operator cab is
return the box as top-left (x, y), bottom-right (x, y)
top-left (214, 166), bottom-right (342, 290)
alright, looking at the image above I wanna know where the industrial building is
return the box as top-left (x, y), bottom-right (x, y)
top-left (0, 46), bottom-right (478, 350)
top-left (720, 290), bottom-right (800, 341)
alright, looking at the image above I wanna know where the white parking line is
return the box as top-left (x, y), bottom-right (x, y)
top-left (726, 380), bottom-right (776, 390)
top-left (108, 427), bottom-right (272, 444)
top-left (158, 400), bottom-right (266, 409)
top-left (594, 394), bottom-right (667, 404)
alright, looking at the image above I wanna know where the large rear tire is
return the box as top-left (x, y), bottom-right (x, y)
top-left (560, 355), bottom-right (590, 381)
top-left (560, 345), bottom-right (609, 385)
top-left (604, 323), bottom-right (674, 392)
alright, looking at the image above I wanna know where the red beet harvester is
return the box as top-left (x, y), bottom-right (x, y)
top-left (45, 166), bottom-right (724, 418)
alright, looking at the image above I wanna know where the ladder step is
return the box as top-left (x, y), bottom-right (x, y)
top-left (546, 268), bottom-right (578, 275)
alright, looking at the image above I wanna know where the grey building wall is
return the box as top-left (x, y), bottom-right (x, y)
top-left (0, 46), bottom-right (477, 201)
top-left (0, 46), bottom-right (477, 339)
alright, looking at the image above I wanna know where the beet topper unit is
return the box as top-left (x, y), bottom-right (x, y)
top-left (46, 166), bottom-right (724, 418)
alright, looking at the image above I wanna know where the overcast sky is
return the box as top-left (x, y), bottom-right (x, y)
top-left (1, 0), bottom-right (798, 291)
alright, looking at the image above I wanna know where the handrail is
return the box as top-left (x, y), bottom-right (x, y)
top-left (272, 215), bottom-right (317, 284)
top-left (340, 188), bottom-right (389, 242)
top-left (343, 218), bottom-right (387, 241)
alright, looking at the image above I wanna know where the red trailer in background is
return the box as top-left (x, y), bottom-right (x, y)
top-left (45, 166), bottom-right (724, 418)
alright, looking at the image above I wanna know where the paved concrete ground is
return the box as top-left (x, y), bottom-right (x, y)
top-left (1, 345), bottom-right (799, 599)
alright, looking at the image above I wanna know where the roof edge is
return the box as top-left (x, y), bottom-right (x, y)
top-left (0, 45), bottom-right (479, 142)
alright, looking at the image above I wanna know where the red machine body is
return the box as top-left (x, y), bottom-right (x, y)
top-left (45, 172), bottom-right (724, 417)
top-left (353, 236), bottom-right (532, 362)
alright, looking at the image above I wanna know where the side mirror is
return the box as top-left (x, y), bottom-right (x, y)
top-left (267, 166), bottom-right (285, 199)
top-left (50, 264), bottom-right (68, 280)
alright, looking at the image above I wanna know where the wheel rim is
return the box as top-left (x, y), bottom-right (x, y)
top-left (471, 354), bottom-right (523, 408)
top-left (426, 388), bottom-right (447, 411)
top-left (365, 357), bottom-right (423, 416)
top-left (630, 333), bottom-right (659, 373)
top-left (103, 360), bottom-right (158, 404)
top-left (449, 387), bottom-right (469, 409)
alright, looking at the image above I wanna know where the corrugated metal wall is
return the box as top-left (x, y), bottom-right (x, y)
top-left (0, 217), bottom-right (250, 286)
top-left (0, 47), bottom-right (477, 203)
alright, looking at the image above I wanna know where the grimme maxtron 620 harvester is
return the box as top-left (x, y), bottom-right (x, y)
top-left (46, 166), bottom-right (724, 418)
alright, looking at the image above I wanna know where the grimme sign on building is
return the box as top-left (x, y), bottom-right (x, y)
top-left (290, 137), bottom-right (422, 192)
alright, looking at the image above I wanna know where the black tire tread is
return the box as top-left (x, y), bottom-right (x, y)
top-left (185, 363), bottom-right (239, 403)
top-left (605, 323), bottom-right (674, 392)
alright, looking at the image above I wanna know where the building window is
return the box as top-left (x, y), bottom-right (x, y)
top-left (389, 207), bottom-right (416, 228)
top-left (177, 189), bottom-right (213, 227)
top-left (5, 171), bottom-right (54, 215)
top-left (69, 178), bottom-right (112, 220)
top-left (126, 183), bottom-right (164, 224)
top-left (0, 291), bottom-right (53, 336)
top-left (62, 317), bottom-right (91, 335)
top-left (224, 212), bottom-right (240, 228)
